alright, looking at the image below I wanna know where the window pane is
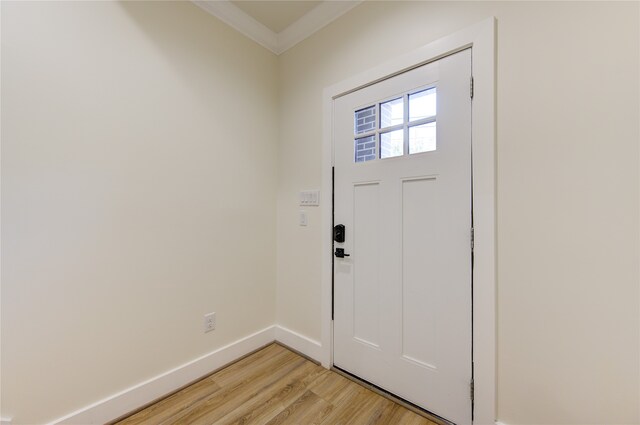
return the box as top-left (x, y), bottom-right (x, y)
top-left (355, 106), bottom-right (376, 135)
top-left (409, 88), bottom-right (436, 121)
top-left (409, 122), bottom-right (436, 154)
top-left (380, 130), bottom-right (404, 158)
top-left (355, 135), bottom-right (376, 162)
top-left (380, 97), bottom-right (404, 128)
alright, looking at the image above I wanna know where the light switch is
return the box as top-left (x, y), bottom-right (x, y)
top-left (299, 211), bottom-right (308, 226)
top-left (299, 190), bottom-right (320, 206)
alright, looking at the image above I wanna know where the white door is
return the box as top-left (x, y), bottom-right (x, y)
top-left (333, 49), bottom-right (472, 424)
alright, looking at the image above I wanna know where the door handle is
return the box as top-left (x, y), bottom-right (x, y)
top-left (334, 248), bottom-right (350, 258)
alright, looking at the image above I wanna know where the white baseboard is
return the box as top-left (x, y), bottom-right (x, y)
top-left (495, 421), bottom-right (508, 425)
top-left (1, 418), bottom-right (12, 425)
top-left (46, 326), bottom-right (276, 425)
top-left (274, 325), bottom-right (323, 362)
top-left (39, 324), bottom-right (325, 425)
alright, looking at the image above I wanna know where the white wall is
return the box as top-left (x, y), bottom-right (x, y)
top-left (1, 1), bottom-right (278, 423)
top-left (276, 2), bottom-right (640, 424)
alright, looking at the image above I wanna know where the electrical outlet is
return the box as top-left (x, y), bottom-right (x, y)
top-left (204, 312), bottom-right (216, 333)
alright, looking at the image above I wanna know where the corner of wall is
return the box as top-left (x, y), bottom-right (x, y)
top-left (274, 325), bottom-right (323, 361)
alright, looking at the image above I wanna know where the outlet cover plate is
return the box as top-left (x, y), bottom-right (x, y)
top-left (204, 312), bottom-right (216, 333)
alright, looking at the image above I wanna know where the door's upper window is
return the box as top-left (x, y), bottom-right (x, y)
top-left (353, 87), bottom-right (437, 163)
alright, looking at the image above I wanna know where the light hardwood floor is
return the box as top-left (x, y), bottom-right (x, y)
top-left (114, 343), bottom-right (437, 425)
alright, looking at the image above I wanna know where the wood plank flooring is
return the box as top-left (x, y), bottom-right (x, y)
top-left (115, 343), bottom-right (437, 425)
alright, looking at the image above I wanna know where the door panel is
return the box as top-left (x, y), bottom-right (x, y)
top-left (353, 182), bottom-right (381, 347)
top-left (333, 49), bottom-right (472, 424)
top-left (402, 176), bottom-right (439, 369)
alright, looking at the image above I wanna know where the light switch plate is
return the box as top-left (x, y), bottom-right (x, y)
top-left (299, 211), bottom-right (308, 226)
top-left (299, 190), bottom-right (320, 206)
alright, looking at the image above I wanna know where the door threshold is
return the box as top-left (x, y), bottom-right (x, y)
top-left (331, 366), bottom-right (455, 425)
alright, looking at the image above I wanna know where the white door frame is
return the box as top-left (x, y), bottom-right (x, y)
top-left (320, 18), bottom-right (496, 424)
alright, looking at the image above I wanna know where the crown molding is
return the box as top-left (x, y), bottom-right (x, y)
top-left (192, 0), bottom-right (278, 53)
top-left (192, 0), bottom-right (363, 55)
top-left (276, 1), bottom-right (362, 54)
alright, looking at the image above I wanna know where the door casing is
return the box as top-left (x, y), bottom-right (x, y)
top-left (320, 18), bottom-right (496, 425)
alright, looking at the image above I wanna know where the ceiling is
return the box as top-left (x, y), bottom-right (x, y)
top-left (231, 1), bottom-right (323, 33)
top-left (193, 0), bottom-right (362, 54)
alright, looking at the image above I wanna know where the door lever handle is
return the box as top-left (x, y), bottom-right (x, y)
top-left (334, 248), bottom-right (350, 258)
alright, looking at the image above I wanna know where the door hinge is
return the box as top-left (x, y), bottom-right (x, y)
top-left (470, 227), bottom-right (475, 252)
top-left (470, 378), bottom-right (474, 402)
top-left (470, 76), bottom-right (474, 99)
